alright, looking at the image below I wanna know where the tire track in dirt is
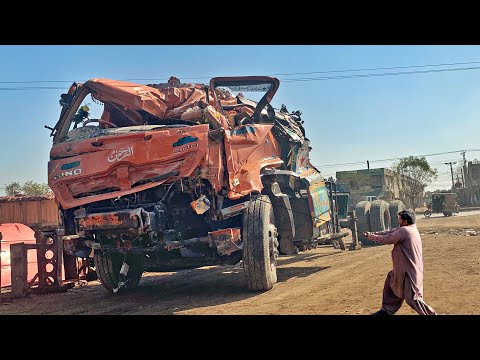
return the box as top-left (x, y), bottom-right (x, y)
top-left (2, 213), bottom-right (480, 315)
top-left (178, 246), bottom-right (392, 314)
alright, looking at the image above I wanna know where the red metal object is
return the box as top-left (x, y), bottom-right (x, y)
top-left (209, 228), bottom-right (242, 256)
top-left (0, 223), bottom-right (37, 288)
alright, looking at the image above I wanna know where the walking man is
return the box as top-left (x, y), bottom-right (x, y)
top-left (364, 209), bottom-right (437, 315)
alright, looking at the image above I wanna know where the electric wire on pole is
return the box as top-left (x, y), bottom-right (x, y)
top-left (445, 162), bottom-right (457, 189)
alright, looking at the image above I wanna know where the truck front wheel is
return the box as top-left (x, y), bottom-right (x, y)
top-left (94, 251), bottom-right (144, 292)
top-left (242, 195), bottom-right (279, 291)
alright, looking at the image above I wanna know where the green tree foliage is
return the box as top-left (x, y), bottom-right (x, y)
top-left (4, 180), bottom-right (52, 196)
top-left (395, 156), bottom-right (437, 208)
top-left (5, 181), bottom-right (22, 196)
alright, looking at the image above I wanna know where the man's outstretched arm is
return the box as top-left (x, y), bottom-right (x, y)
top-left (363, 228), bottom-right (403, 244)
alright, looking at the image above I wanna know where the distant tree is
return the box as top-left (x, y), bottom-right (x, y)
top-left (21, 180), bottom-right (52, 196)
top-left (4, 180), bottom-right (52, 196)
top-left (5, 181), bottom-right (22, 196)
top-left (394, 156), bottom-right (437, 208)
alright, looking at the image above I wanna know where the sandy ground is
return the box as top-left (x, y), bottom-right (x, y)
top-left (1, 212), bottom-right (480, 315)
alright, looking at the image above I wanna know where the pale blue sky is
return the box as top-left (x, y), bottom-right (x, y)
top-left (1, 45), bottom-right (480, 194)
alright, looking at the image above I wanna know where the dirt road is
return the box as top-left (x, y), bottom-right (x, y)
top-left (1, 212), bottom-right (479, 315)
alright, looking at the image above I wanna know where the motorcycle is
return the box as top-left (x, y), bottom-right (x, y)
top-left (424, 203), bottom-right (432, 218)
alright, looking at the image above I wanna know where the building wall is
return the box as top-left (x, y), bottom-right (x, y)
top-left (336, 168), bottom-right (423, 208)
top-left (466, 161), bottom-right (480, 205)
top-left (469, 162), bottom-right (480, 183)
top-left (335, 169), bottom-right (384, 206)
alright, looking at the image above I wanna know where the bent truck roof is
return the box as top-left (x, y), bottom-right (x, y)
top-left (53, 76), bottom-right (280, 143)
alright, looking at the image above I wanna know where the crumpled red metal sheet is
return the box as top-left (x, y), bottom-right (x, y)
top-left (85, 78), bottom-right (238, 121)
top-left (85, 78), bottom-right (170, 118)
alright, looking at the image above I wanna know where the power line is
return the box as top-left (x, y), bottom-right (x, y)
top-left (445, 162), bottom-right (457, 188)
top-left (2, 61), bottom-right (480, 90)
top-left (270, 61), bottom-right (480, 77)
top-left (320, 149), bottom-right (480, 168)
top-left (0, 86), bottom-right (66, 91)
top-left (0, 80), bottom-right (73, 84)
top-left (124, 61), bottom-right (480, 82)
top-left (281, 66), bottom-right (480, 83)
top-left (323, 152), bottom-right (476, 191)
top-left (126, 61), bottom-right (480, 82)
top-left (3, 60), bottom-right (477, 84)
top-left (430, 160), bottom-right (462, 166)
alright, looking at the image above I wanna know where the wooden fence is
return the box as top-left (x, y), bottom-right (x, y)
top-left (0, 195), bottom-right (59, 228)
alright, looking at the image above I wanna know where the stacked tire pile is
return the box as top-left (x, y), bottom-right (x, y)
top-left (355, 199), bottom-right (406, 246)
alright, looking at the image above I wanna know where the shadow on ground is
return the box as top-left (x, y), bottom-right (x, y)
top-left (0, 249), bottom-right (337, 315)
top-left (277, 266), bottom-right (330, 282)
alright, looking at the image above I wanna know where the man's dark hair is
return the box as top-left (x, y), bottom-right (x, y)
top-left (398, 209), bottom-right (416, 224)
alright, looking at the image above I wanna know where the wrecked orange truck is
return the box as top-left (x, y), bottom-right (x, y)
top-left (47, 75), bottom-right (338, 292)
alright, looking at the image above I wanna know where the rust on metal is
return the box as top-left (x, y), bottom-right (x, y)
top-left (80, 214), bottom-right (123, 228)
top-left (78, 211), bottom-right (141, 231)
top-left (210, 228), bottom-right (242, 256)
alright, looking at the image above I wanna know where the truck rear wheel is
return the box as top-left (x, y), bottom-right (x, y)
top-left (355, 201), bottom-right (373, 246)
top-left (388, 200), bottom-right (406, 227)
top-left (242, 195), bottom-right (279, 291)
top-left (370, 200), bottom-right (391, 232)
top-left (368, 200), bottom-right (391, 246)
top-left (94, 251), bottom-right (144, 292)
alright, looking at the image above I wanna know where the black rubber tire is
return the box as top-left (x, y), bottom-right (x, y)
top-left (355, 201), bottom-right (372, 246)
top-left (389, 200), bottom-right (406, 227)
top-left (370, 200), bottom-right (391, 231)
top-left (94, 251), bottom-right (144, 292)
top-left (424, 210), bottom-right (432, 218)
top-left (242, 195), bottom-right (279, 291)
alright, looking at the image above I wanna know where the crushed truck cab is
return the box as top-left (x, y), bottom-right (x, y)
top-left (47, 75), bottom-right (342, 292)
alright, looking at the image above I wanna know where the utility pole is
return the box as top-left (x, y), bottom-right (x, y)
top-left (461, 150), bottom-right (467, 165)
top-left (460, 150), bottom-right (470, 205)
top-left (460, 149), bottom-right (468, 187)
top-left (445, 162), bottom-right (457, 189)
top-left (367, 160), bottom-right (370, 169)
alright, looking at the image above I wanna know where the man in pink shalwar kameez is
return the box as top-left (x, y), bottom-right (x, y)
top-left (364, 209), bottom-right (437, 315)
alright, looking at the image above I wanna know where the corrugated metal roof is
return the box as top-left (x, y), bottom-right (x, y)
top-left (0, 194), bottom-right (55, 202)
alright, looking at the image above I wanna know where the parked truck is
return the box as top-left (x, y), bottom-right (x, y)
top-left (46, 75), bottom-right (350, 293)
